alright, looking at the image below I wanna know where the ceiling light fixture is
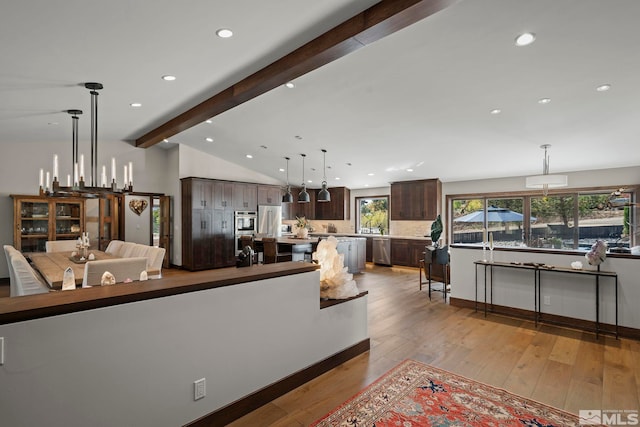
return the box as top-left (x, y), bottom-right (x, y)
top-left (205, 137), bottom-right (214, 142)
top-left (246, 154), bottom-right (253, 159)
top-left (40, 83), bottom-right (134, 196)
top-left (285, 82), bottom-right (295, 89)
top-left (282, 157), bottom-right (293, 203)
top-left (525, 144), bottom-right (568, 195)
top-left (538, 98), bottom-right (551, 104)
top-left (130, 102), bottom-right (142, 108)
top-left (298, 154), bottom-right (310, 203)
top-left (216, 28), bottom-right (233, 38)
top-left (515, 32), bottom-right (536, 46)
top-left (317, 149), bottom-right (331, 203)
top-left (596, 84), bottom-right (611, 92)
top-left (490, 109), bottom-right (502, 115)
top-left (161, 75), bottom-right (176, 81)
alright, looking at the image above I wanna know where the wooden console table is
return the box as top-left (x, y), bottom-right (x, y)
top-left (474, 260), bottom-right (618, 338)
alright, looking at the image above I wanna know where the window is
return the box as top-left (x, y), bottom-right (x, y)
top-left (357, 197), bottom-right (389, 234)
top-left (450, 187), bottom-right (638, 253)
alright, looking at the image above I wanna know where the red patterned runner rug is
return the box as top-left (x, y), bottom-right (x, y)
top-left (312, 359), bottom-right (583, 426)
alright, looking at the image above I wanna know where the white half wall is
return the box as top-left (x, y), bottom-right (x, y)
top-left (0, 271), bottom-right (368, 427)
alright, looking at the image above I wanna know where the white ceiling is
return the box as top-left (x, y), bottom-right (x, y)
top-left (2, 0), bottom-right (639, 190)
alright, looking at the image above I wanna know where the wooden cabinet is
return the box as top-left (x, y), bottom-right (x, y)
top-left (315, 187), bottom-right (350, 220)
top-left (182, 178), bottom-right (238, 270)
top-left (233, 183), bottom-right (257, 210)
top-left (213, 181), bottom-right (233, 209)
top-left (390, 179), bottom-right (441, 220)
top-left (257, 185), bottom-right (282, 206)
top-left (12, 195), bottom-right (85, 252)
top-left (283, 187), bottom-right (316, 220)
top-left (390, 238), bottom-right (429, 268)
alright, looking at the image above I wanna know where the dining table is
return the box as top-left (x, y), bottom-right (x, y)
top-left (27, 250), bottom-right (117, 289)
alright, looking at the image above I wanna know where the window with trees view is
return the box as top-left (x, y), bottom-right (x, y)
top-left (357, 197), bottom-right (389, 234)
top-left (451, 188), bottom-right (638, 253)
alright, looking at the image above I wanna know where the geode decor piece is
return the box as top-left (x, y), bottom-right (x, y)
top-left (314, 236), bottom-right (359, 299)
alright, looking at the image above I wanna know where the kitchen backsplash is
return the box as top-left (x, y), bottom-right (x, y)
top-left (284, 218), bottom-right (436, 239)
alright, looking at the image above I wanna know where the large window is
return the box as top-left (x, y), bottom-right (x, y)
top-left (451, 188), bottom-right (637, 253)
top-left (357, 196), bottom-right (389, 234)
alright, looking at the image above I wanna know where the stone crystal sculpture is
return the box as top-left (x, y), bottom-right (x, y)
top-left (585, 240), bottom-right (607, 266)
top-left (314, 236), bottom-right (359, 299)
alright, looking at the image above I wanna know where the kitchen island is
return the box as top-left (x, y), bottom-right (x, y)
top-left (0, 262), bottom-right (369, 427)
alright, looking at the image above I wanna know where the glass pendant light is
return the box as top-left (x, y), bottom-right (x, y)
top-left (282, 156), bottom-right (293, 203)
top-left (317, 149), bottom-right (331, 202)
top-left (298, 154), bottom-right (310, 203)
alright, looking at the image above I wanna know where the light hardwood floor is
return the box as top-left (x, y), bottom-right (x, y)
top-left (229, 263), bottom-right (640, 426)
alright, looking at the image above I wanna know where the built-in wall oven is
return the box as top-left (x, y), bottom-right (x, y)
top-left (235, 211), bottom-right (257, 253)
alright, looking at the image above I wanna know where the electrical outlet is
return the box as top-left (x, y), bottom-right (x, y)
top-left (194, 378), bottom-right (206, 401)
top-left (543, 295), bottom-right (551, 306)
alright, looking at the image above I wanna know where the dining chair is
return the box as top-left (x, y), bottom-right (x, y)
top-left (5, 245), bottom-right (49, 296)
top-left (82, 257), bottom-right (148, 287)
top-left (105, 239), bottom-right (124, 255)
top-left (45, 240), bottom-right (78, 253)
top-left (262, 237), bottom-right (292, 264)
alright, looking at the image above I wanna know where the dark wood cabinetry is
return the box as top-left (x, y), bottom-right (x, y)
top-left (232, 183), bottom-right (257, 210)
top-left (390, 238), bottom-right (446, 282)
top-left (257, 185), bottom-right (282, 206)
top-left (182, 178), bottom-right (236, 270)
top-left (390, 179), bottom-right (441, 220)
top-left (315, 187), bottom-right (350, 220)
top-left (283, 187), bottom-right (316, 220)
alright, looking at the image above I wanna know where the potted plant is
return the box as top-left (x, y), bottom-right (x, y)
top-left (295, 216), bottom-right (309, 238)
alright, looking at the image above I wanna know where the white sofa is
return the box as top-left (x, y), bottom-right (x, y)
top-left (105, 240), bottom-right (166, 278)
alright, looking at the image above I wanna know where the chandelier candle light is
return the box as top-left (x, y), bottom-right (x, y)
top-left (39, 83), bottom-right (134, 197)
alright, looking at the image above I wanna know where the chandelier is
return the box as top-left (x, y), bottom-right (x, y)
top-left (39, 83), bottom-right (134, 197)
top-left (525, 144), bottom-right (568, 196)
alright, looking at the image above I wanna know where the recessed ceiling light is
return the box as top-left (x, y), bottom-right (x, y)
top-left (205, 119), bottom-right (212, 124)
top-left (279, 168), bottom-right (285, 172)
top-left (364, 184), bottom-right (369, 187)
top-left (285, 82), bottom-right (295, 89)
top-left (161, 75), bottom-right (176, 81)
top-left (246, 154), bottom-right (253, 159)
top-left (307, 180), bottom-right (312, 183)
top-left (295, 135), bottom-right (303, 140)
top-left (205, 137), bottom-right (214, 142)
top-left (216, 28), bottom-right (233, 38)
top-left (515, 32), bottom-right (536, 46)
top-left (367, 173), bottom-right (375, 176)
top-left (406, 168), bottom-right (414, 172)
top-left (538, 98), bottom-right (551, 104)
top-left (490, 109), bottom-right (501, 115)
top-left (130, 103), bottom-right (142, 108)
top-left (163, 139), bottom-right (169, 143)
top-left (335, 177), bottom-right (341, 180)
top-left (596, 84), bottom-right (611, 92)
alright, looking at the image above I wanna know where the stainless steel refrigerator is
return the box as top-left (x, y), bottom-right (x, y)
top-left (258, 205), bottom-right (282, 237)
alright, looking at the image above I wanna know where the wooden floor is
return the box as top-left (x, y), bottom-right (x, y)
top-left (2, 264), bottom-right (638, 425)
top-left (228, 263), bottom-right (640, 426)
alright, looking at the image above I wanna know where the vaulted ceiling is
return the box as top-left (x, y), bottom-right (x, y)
top-left (2, 0), bottom-right (639, 189)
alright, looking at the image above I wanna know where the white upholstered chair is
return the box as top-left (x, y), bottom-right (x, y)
top-left (4, 245), bottom-right (49, 297)
top-left (105, 239), bottom-right (124, 255)
top-left (146, 247), bottom-right (166, 278)
top-left (117, 242), bottom-right (137, 258)
top-left (82, 257), bottom-right (148, 288)
top-left (45, 240), bottom-right (78, 253)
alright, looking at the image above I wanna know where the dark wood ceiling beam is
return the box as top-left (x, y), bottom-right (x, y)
top-left (135, 0), bottom-right (459, 148)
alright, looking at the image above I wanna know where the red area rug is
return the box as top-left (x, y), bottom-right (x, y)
top-left (312, 359), bottom-right (580, 426)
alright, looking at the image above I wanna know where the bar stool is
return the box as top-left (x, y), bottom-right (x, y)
top-left (262, 238), bottom-right (292, 264)
top-left (419, 245), bottom-right (449, 301)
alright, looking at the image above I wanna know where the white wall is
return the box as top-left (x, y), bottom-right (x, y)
top-left (0, 271), bottom-right (368, 426)
top-left (450, 247), bottom-right (638, 329)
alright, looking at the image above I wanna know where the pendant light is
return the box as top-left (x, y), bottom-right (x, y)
top-left (298, 154), bottom-right (310, 203)
top-left (317, 148), bottom-right (331, 202)
top-left (282, 156), bottom-right (293, 203)
top-left (525, 144), bottom-right (568, 196)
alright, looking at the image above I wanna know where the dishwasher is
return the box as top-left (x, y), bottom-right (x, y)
top-left (373, 237), bottom-right (391, 266)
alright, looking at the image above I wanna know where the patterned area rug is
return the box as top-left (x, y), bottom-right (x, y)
top-left (312, 359), bottom-right (581, 426)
